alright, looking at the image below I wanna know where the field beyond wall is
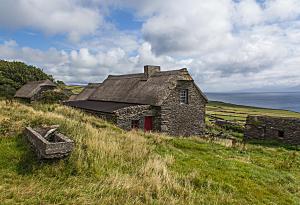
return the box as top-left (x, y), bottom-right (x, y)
top-left (0, 100), bottom-right (299, 204)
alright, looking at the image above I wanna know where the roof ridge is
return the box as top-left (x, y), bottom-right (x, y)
top-left (107, 68), bottom-right (187, 79)
top-left (108, 73), bottom-right (145, 79)
top-left (151, 69), bottom-right (186, 76)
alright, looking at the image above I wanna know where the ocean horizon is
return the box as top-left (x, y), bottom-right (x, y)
top-left (205, 92), bottom-right (300, 113)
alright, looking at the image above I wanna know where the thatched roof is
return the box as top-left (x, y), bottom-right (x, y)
top-left (14, 79), bottom-right (56, 99)
top-left (88, 68), bottom-right (207, 106)
top-left (68, 94), bottom-right (78, 101)
top-left (64, 100), bottom-right (137, 113)
top-left (70, 83), bottom-right (101, 101)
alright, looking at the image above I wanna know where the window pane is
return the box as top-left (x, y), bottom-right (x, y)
top-left (131, 120), bottom-right (139, 129)
top-left (180, 89), bottom-right (188, 104)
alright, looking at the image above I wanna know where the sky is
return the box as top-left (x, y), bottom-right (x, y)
top-left (0, 0), bottom-right (300, 92)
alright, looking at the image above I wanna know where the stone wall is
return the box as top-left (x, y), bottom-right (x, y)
top-left (114, 105), bottom-right (161, 131)
top-left (245, 115), bottom-right (300, 145)
top-left (73, 105), bottom-right (160, 132)
top-left (160, 81), bottom-right (207, 136)
top-left (85, 110), bottom-right (117, 123)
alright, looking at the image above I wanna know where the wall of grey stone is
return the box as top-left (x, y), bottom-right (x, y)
top-left (245, 115), bottom-right (300, 145)
top-left (87, 110), bottom-right (117, 123)
top-left (160, 81), bottom-right (207, 136)
top-left (114, 105), bottom-right (161, 131)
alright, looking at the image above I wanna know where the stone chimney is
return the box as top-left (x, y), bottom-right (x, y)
top-left (144, 65), bottom-right (161, 78)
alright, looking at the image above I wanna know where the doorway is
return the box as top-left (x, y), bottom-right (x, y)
top-left (144, 116), bottom-right (153, 132)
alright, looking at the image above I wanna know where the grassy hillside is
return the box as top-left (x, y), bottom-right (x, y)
top-left (0, 101), bottom-right (299, 204)
top-left (64, 85), bottom-right (84, 94)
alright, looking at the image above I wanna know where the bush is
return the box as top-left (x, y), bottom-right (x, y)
top-left (38, 90), bottom-right (69, 103)
top-left (0, 60), bottom-right (54, 98)
top-left (0, 84), bottom-right (16, 98)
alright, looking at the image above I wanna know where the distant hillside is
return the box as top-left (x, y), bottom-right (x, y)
top-left (0, 60), bottom-right (54, 98)
top-left (0, 100), bottom-right (299, 204)
top-left (64, 85), bottom-right (84, 94)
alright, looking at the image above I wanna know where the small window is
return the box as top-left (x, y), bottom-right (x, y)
top-left (262, 126), bottom-right (266, 137)
top-left (131, 120), bottom-right (139, 129)
top-left (180, 89), bottom-right (188, 104)
top-left (278, 130), bottom-right (284, 138)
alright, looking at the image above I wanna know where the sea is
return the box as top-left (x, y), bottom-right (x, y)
top-left (205, 92), bottom-right (300, 113)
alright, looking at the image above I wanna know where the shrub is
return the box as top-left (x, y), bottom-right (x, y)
top-left (0, 60), bottom-right (53, 98)
top-left (38, 90), bottom-right (69, 103)
top-left (0, 84), bottom-right (16, 98)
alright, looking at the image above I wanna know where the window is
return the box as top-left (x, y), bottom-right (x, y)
top-left (131, 120), bottom-right (139, 129)
top-left (262, 126), bottom-right (266, 137)
top-left (180, 89), bottom-right (188, 104)
top-left (278, 130), bottom-right (284, 138)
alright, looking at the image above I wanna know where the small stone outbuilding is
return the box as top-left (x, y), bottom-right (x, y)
top-left (245, 115), bottom-right (300, 145)
top-left (65, 65), bottom-right (208, 136)
top-left (14, 79), bottom-right (56, 102)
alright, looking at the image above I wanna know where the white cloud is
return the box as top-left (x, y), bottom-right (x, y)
top-left (0, 39), bottom-right (192, 84)
top-left (118, 0), bottom-right (300, 91)
top-left (265, 0), bottom-right (300, 22)
top-left (1, 0), bottom-right (300, 91)
top-left (0, 0), bottom-right (102, 41)
top-left (141, 0), bottom-right (234, 56)
top-left (0, 39), bottom-right (136, 84)
top-left (234, 0), bottom-right (264, 27)
top-left (78, 28), bottom-right (140, 53)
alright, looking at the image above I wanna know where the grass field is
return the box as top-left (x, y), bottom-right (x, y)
top-left (207, 101), bottom-right (300, 125)
top-left (0, 100), bottom-right (299, 204)
top-left (64, 85), bottom-right (84, 94)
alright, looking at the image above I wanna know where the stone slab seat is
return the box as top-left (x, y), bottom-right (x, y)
top-left (25, 127), bottom-right (74, 159)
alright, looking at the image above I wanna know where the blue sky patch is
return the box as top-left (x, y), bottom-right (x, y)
top-left (0, 28), bottom-right (67, 50)
top-left (107, 8), bottom-right (143, 31)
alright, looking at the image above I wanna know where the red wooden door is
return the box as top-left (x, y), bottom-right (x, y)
top-left (144, 116), bottom-right (153, 132)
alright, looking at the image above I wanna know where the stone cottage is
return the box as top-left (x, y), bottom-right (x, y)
top-left (65, 65), bottom-right (208, 136)
top-left (245, 115), bottom-right (300, 145)
top-left (14, 79), bottom-right (56, 102)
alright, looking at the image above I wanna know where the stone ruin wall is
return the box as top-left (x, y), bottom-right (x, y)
top-left (245, 115), bottom-right (300, 145)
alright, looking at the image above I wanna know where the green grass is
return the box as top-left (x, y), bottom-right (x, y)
top-left (0, 101), bottom-right (300, 204)
top-left (207, 101), bottom-right (300, 125)
top-left (64, 85), bottom-right (84, 94)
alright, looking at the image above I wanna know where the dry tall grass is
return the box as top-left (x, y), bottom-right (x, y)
top-left (2, 101), bottom-right (299, 204)
top-left (0, 101), bottom-right (194, 204)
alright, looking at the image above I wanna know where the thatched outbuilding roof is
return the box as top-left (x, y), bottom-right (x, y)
top-left (14, 79), bottom-right (56, 99)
